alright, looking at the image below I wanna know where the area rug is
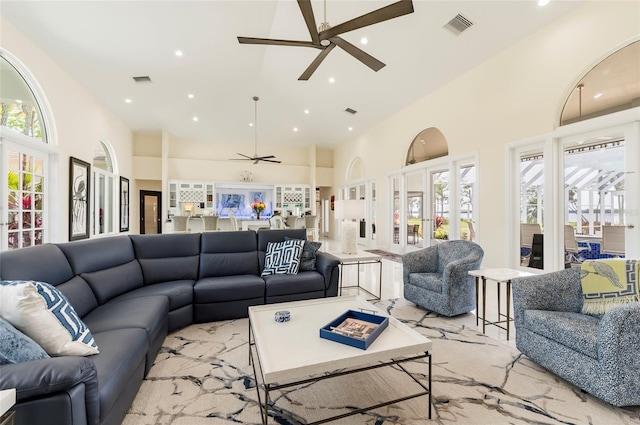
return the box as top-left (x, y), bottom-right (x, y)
top-left (365, 250), bottom-right (403, 264)
top-left (123, 298), bottom-right (640, 425)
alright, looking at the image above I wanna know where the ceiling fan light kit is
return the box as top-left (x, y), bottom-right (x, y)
top-left (231, 96), bottom-right (281, 164)
top-left (238, 0), bottom-right (414, 80)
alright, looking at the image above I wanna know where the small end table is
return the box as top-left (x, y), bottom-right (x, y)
top-left (329, 251), bottom-right (383, 300)
top-left (468, 268), bottom-right (535, 340)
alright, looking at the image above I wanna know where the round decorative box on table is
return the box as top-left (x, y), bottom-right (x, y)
top-left (274, 310), bottom-right (290, 323)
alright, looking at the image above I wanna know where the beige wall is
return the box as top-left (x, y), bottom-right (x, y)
top-left (133, 133), bottom-right (333, 186)
top-left (1, 18), bottom-right (136, 238)
top-left (333, 1), bottom-right (640, 267)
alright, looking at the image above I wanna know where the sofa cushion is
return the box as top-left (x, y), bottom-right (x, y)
top-left (0, 244), bottom-right (75, 285)
top-left (285, 237), bottom-right (321, 271)
top-left (263, 271), bottom-right (326, 297)
top-left (580, 259), bottom-right (640, 315)
top-left (261, 239), bottom-right (304, 276)
top-left (81, 260), bottom-right (144, 304)
top-left (194, 275), bottom-right (265, 303)
top-left (257, 228), bottom-right (307, 270)
top-left (408, 273), bottom-right (443, 293)
top-left (523, 309), bottom-right (600, 359)
top-left (91, 328), bottom-right (148, 420)
top-left (0, 280), bottom-right (99, 356)
top-left (0, 317), bottom-right (49, 365)
top-left (57, 235), bottom-right (136, 274)
top-left (110, 280), bottom-right (194, 311)
top-left (130, 233), bottom-right (201, 284)
top-left (54, 276), bottom-right (98, 318)
top-left (200, 231), bottom-right (259, 277)
top-left (82, 296), bottom-right (169, 343)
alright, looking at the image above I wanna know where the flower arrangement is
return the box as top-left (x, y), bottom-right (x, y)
top-left (251, 201), bottom-right (266, 218)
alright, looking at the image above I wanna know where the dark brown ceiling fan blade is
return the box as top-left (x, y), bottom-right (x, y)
top-left (330, 37), bottom-right (385, 72)
top-left (237, 37), bottom-right (322, 49)
top-left (261, 159), bottom-right (282, 163)
top-left (319, 0), bottom-right (414, 41)
top-left (236, 153), bottom-right (253, 159)
top-left (297, 0), bottom-right (319, 45)
top-left (254, 155), bottom-right (276, 160)
top-left (298, 44), bottom-right (336, 80)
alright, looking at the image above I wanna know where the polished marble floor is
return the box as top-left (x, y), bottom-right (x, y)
top-left (319, 238), bottom-right (518, 348)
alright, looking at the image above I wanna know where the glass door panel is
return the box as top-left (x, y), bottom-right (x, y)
top-left (391, 176), bottom-right (400, 246)
top-left (460, 164), bottom-right (476, 241)
top-left (564, 138), bottom-right (625, 263)
top-left (430, 169), bottom-right (449, 242)
top-left (2, 142), bottom-right (47, 250)
top-left (406, 172), bottom-right (425, 248)
top-left (520, 151), bottom-right (544, 268)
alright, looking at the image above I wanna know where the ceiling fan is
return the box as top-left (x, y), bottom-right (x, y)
top-left (238, 0), bottom-right (414, 81)
top-left (231, 96), bottom-right (281, 164)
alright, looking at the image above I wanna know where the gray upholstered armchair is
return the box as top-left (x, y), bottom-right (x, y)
top-left (402, 240), bottom-right (484, 316)
top-left (512, 267), bottom-right (640, 407)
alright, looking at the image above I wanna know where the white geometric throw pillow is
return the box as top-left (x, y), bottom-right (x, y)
top-left (261, 239), bottom-right (304, 276)
top-left (0, 280), bottom-right (99, 356)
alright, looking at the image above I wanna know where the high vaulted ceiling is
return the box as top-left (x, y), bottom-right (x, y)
top-left (1, 1), bottom-right (585, 149)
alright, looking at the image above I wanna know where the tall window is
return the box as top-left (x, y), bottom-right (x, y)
top-left (93, 141), bottom-right (116, 236)
top-left (1, 52), bottom-right (50, 250)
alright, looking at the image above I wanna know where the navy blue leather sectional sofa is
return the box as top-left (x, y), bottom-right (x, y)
top-left (0, 229), bottom-right (339, 425)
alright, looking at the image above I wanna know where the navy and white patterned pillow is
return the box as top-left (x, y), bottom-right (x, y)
top-left (0, 316), bottom-right (50, 365)
top-left (0, 280), bottom-right (99, 356)
top-left (262, 239), bottom-right (304, 276)
top-left (285, 237), bottom-right (322, 271)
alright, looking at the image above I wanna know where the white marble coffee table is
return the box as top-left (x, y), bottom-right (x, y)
top-left (248, 296), bottom-right (432, 424)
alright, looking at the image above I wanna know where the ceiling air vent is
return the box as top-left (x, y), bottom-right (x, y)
top-left (345, 108), bottom-right (358, 115)
top-left (443, 14), bottom-right (474, 36)
top-left (132, 76), bottom-right (152, 83)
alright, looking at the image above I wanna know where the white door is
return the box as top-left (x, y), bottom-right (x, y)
top-left (0, 139), bottom-right (48, 250)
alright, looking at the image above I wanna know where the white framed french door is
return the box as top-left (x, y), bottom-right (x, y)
top-left (0, 138), bottom-right (50, 251)
top-left (508, 109), bottom-right (640, 270)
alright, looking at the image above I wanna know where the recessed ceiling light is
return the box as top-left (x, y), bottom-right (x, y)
top-left (293, 127), bottom-right (298, 132)
top-left (348, 127), bottom-right (353, 131)
top-left (188, 93), bottom-right (194, 99)
top-left (15, 99), bottom-right (23, 104)
top-left (329, 77), bottom-right (335, 83)
top-left (538, 0), bottom-right (550, 6)
top-left (249, 123), bottom-right (253, 127)
top-left (594, 93), bottom-right (603, 99)
top-left (304, 109), bottom-right (310, 114)
top-left (360, 37), bottom-right (368, 45)
top-left (192, 116), bottom-right (199, 122)
top-left (125, 98), bottom-right (132, 103)
top-left (175, 50), bottom-right (184, 57)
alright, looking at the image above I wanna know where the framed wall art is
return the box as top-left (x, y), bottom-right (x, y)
top-left (69, 157), bottom-right (91, 241)
top-left (120, 176), bottom-right (130, 232)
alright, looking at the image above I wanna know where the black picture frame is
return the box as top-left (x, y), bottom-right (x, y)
top-left (69, 157), bottom-right (91, 241)
top-left (120, 176), bottom-right (130, 232)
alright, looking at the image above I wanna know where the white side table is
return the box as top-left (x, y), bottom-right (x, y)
top-left (0, 389), bottom-right (16, 425)
top-left (329, 251), bottom-right (383, 300)
top-left (468, 268), bottom-right (535, 340)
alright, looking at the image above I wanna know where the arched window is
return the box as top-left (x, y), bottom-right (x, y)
top-left (93, 141), bottom-right (117, 236)
top-left (0, 55), bottom-right (46, 142)
top-left (405, 127), bottom-right (448, 166)
top-left (1, 52), bottom-right (52, 250)
top-left (560, 40), bottom-right (640, 126)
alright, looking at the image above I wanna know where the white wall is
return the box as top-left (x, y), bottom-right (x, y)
top-left (333, 1), bottom-right (640, 267)
top-left (1, 18), bottom-right (136, 237)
